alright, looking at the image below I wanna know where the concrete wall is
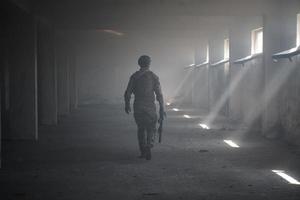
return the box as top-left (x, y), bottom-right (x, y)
top-left (75, 31), bottom-right (197, 105)
top-left (55, 33), bottom-right (78, 116)
top-left (0, 0), bottom-right (79, 143)
top-left (1, 0), bottom-right (298, 146)
top-left (0, 87), bottom-right (1, 167)
top-left (228, 17), bottom-right (263, 124)
top-left (191, 16), bottom-right (264, 125)
top-left (37, 21), bottom-right (58, 125)
top-left (201, 0), bottom-right (300, 144)
top-left (0, 0), bottom-right (81, 142)
top-left (56, 41), bottom-right (70, 116)
top-left (0, 52), bottom-right (10, 141)
top-left (208, 32), bottom-right (229, 115)
top-left (4, 3), bottom-right (38, 140)
top-left (69, 54), bottom-right (78, 110)
top-left (193, 42), bottom-right (209, 109)
top-left (262, 0), bottom-right (300, 143)
top-left (0, 4), bottom-right (4, 167)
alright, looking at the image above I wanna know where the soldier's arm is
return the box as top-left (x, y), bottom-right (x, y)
top-left (124, 75), bottom-right (134, 108)
top-left (153, 75), bottom-right (165, 112)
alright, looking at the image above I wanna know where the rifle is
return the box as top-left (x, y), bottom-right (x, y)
top-left (158, 119), bottom-right (163, 143)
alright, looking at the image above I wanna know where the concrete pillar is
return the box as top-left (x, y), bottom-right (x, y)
top-left (0, 87), bottom-right (1, 168)
top-left (0, 86), bottom-right (2, 168)
top-left (37, 22), bottom-right (58, 125)
top-left (277, 1), bottom-right (300, 144)
top-left (229, 16), bottom-right (264, 127)
top-left (194, 43), bottom-right (209, 110)
top-left (7, 12), bottom-right (38, 140)
top-left (228, 18), bottom-right (250, 121)
top-left (208, 35), bottom-right (225, 114)
top-left (0, 45), bottom-right (2, 169)
top-left (2, 62), bottom-right (10, 138)
top-left (0, 9), bottom-right (4, 168)
top-left (56, 37), bottom-right (70, 116)
top-left (69, 54), bottom-right (78, 110)
top-left (262, 13), bottom-right (283, 138)
top-left (262, 1), bottom-right (300, 139)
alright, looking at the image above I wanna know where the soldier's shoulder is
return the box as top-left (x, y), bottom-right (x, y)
top-left (130, 71), bottom-right (140, 79)
top-left (149, 71), bottom-right (159, 80)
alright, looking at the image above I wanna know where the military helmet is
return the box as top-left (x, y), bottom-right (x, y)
top-left (138, 55), bottom-right (151, 67)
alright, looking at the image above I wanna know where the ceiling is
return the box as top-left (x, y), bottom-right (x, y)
top-left (26, 0), bottom-right (281, 30)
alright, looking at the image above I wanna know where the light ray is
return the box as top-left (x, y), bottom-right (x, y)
top-left (97, 29), bottom-right (124, 36)
top-left (242, 61), bottom-right (298, 129)
top-left (272, 170), bottom-right (300, 185)
top-left (199, 123), bottom-right (210, 129)
top-left (224, 140), bottom-right (240, 148)
top-left (203, 65), bottom-right (251, 126)
top-left (171, 68), bottom-right (194, 104)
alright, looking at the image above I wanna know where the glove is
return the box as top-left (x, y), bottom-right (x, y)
top-left (125, 104), bottom-right (131, 114)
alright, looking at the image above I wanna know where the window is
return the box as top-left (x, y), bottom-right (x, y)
top-left (206, 44), bottom-right (210, 62)
top-left (297, 13), bottom-right (300, 46)
top-left (224, 38), bottom-right (230, 74)
top-left (224, 38), bottom-right (230, 59)
top-left (251, 27), bottom-right (263, 54)
top-left (271, 13), bottom-right (300, 61)
top-left (195, 44), bottom-right (209, 67)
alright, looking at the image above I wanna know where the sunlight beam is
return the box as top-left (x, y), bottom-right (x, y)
top-left (199, 123), bottom-right (210, 129)
top-left (272, 170), bottom-right (300, 185)
top-left (224, 140), bottom-right (240, 148)
top-left (183, 114), bottom-right (191, 119)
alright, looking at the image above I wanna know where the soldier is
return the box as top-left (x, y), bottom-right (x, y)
top-left (124, 55), bottom-right (166, 160)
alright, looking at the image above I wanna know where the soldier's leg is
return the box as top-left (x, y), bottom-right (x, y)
top-left (137, 125), bottom-right (146, 157)
top-left (145, 119), bottom-right (157, 160)
top-left (146, 111), bottom-right (157, 148)
top-left (146, 125), bottom-right (155, 148)
top-left (144, 126), bottom-right (153, 160)
top-left (134, 111), bottom-right (147, 157)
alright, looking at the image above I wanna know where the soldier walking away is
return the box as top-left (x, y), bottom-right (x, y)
top-left (124, 55), bottom-right (166, 160)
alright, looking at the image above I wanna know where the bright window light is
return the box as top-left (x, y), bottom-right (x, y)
top-left (251, 27), bottom-right (263, 54)
top-left (206, 44), bottom-right (210, 63)
top-left (195, 44), bottom-right (209, 67)
top-left (224, 38), bottom-right (230, 59)
top-left (183, 114), bottom-right (191, 119)
top-left (272, 170), bottom-right (300, 185)
top-left (224, 140), bottom-right (240, 148)
top-left (199, 123), bottom-right (210, 130)
top-left (224, 38), bottom-right (230, 75)
top-left (172, 108), bottom-right (179, 112)
top-left (297, 13), bottom-right (300, 46)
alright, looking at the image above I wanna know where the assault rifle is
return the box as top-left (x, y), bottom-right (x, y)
top-left (158, 118), bottom-right (163, 143)
top-left (158, 111), bottom-right (166, 143)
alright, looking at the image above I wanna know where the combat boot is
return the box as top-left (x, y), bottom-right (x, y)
top-left (138, 152), bottom-right (146, 158)
top-left (145, 146), bottom-right (151, 160)
top-left (138, 147), bottom-right (146, 158)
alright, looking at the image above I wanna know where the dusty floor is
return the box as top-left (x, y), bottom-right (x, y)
top-left (1, 104), bottom-right (300, 200)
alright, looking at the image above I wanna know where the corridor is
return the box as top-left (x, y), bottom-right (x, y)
top-left (1, 0), bottom-right (300, 199)
top-left (1, 104), bottom-right (299, 199)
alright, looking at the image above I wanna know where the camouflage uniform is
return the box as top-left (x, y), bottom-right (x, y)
top-left (124, 68), bottom-right (164, 156)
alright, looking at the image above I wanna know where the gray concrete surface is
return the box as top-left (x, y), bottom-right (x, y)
top-left (6, 10), bottom-right (38, 140)
top-left (37, 22), bottom-right (58, 125)
top-left (1, 104), bottom-right (300, 199)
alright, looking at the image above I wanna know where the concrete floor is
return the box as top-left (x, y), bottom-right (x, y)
top-left (1, 104), bottom-right (300, 200)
